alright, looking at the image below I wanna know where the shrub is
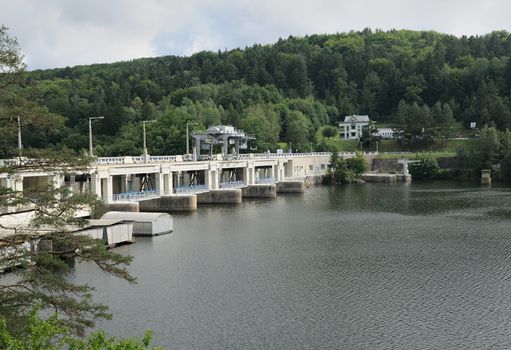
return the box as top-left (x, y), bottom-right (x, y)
top-left (409, 153), bottom-right (440, 179)
top-left (346, 152), bottom-right (368, 176)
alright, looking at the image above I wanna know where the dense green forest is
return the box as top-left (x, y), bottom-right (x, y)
top-left (3, 29), bottom-right (511, 156)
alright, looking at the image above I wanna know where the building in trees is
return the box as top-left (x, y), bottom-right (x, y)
top-left (375, 127), bottom-right (396, 139)
top-left (338, 115), bottom-right (370, 140)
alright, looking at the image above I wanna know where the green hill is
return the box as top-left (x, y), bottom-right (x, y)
top-left (5, 29), bottom-right (511, 156)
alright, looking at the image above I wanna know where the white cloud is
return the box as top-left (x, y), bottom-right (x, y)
top-left (0, 0), bottom-right (204, 68)
top-left (0, 0), bottom-right (510, 70)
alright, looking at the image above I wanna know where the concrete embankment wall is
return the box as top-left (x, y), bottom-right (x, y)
top-left (371, 159), bottom-right (403, 173)
top-left (277, 181), bottom-right (305, 193)
top-left (396, 174), bottom-right (412, 182)
top-left (305, 175), bottom-right (324, 186)
top-left (361, 173), bottom-right (411, 183)
top-left (106, 202), bottom-right (140, 212)
top-left (242, 185), bottom-right (277, 198)
top-left (361, 173), bottom-right (397, 183)
top-left (196, 189), bottom-right (242, 204)
top-left (372, 157), bottom-right (461, 172)
top-left (139, 195), bottom-right (197, 212)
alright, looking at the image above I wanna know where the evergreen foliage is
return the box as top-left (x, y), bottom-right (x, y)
top-left (326, 151), bottom-right (367, 183)
top-left (0, 25), bottom-right (136, 339)
top-left (4, 28), bottom-right (510, 157)
top-left (409, 153), bottom-right (440, 179)
top-left (461, 126), bottom-right (501, 173)
top-left (346, 152), bottom-right (369, 176)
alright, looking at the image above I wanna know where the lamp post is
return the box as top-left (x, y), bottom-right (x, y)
top-left (289, 142), bottom-right (292, 154)
top-left (142, 120), bottom-right (156, 163)
top-left (376, 141), bottom-right (379, 154)
top-left (88, 116), bottom-right (104, 157)
top-left (16, 115), bottom-right (22, 157)
top-left (186, 122), bottom-right (198, 155)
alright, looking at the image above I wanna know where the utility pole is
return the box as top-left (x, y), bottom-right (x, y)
top-left (88, 116), bottom-right (104, 157)
top-left (142, 120), bottom-right (156, 163)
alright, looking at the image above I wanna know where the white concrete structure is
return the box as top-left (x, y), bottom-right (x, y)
top-left (75, 225), bottom-right (104, 241)
top-left (0, 152), bottom-right (379, 206)
top-left (376, 128), bottom-right (396, 139)
top-left (101, 211), bottom-right (173, 236)
top-left (0, 211), bottom-right (133, 248)
top-left (85, 220), bottom-right (133, 246)
top-left (192, 125), bottom-right (254, 160)
top-left (339, 115), bottom-right (370, 140)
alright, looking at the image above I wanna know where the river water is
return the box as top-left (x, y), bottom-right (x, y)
top-left (72, 182), bottom-right (511, 349)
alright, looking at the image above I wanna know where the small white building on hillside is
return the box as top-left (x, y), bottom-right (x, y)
top-left (376, 128), bottom-right (396, 139)
top-left (339, 115), bottom-right (370, 140)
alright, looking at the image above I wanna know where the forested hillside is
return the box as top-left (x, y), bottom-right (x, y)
top-left (5, 29), bottom-right (511, 156)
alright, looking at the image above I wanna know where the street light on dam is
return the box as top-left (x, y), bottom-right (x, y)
top-left (142, 120), bottom-right (156, 163)
top-left (88, 116), bottom-right (104, 157)
top-left (12, 115), bottom-right (22, 156)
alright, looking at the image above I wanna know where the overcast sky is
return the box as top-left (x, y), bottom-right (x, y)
top-left (1, 0), bottom-right (510, 70)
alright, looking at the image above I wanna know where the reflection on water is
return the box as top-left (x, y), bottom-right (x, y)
top-left (72, 182), bottom-right (511, 349)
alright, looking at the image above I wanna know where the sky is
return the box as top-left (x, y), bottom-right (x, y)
top-left (1, 0), bottom-right (510, 70)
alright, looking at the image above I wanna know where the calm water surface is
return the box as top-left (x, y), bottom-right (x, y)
top-left (72, 182), bottom-right (511, 349)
